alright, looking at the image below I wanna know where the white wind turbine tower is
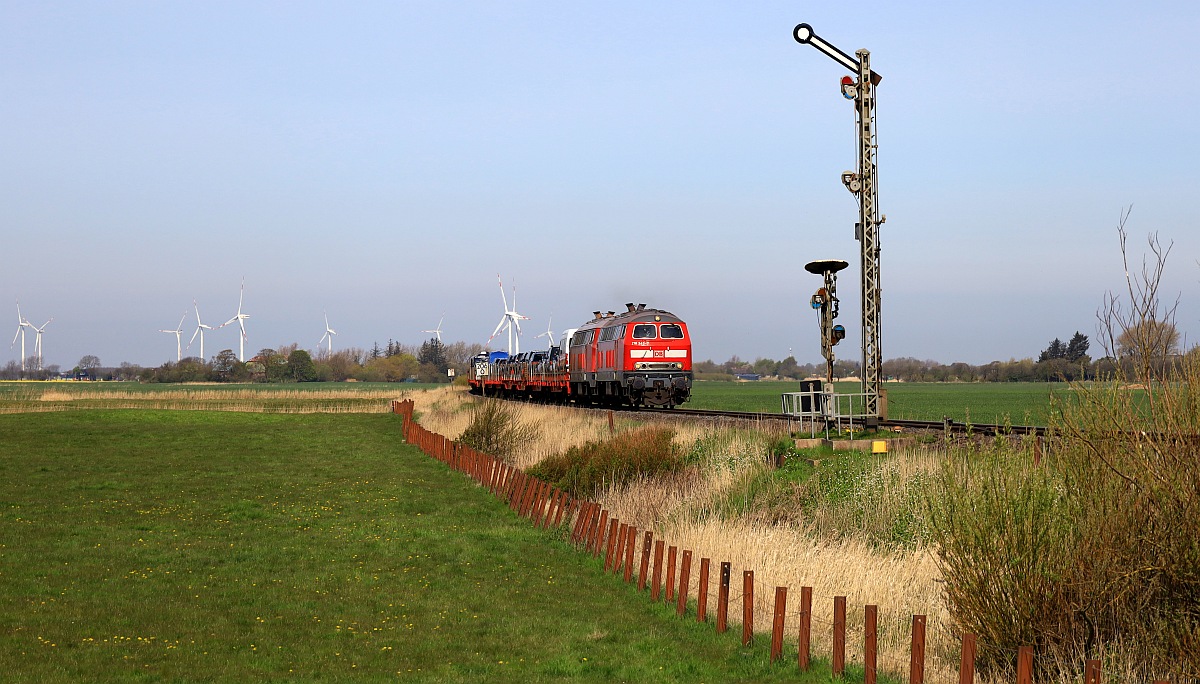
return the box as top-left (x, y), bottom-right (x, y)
top-left (421, 314), bottom-right (445, 344)
top-left (319, 311), bottom-right (337, 353)
top-left (187, 300), bottom-right (215, 361)
top-left (159, 310), bottom-right (188, 362)
top-left (534, 315), bottom-right (556, 351)
top-left (10, 301), bottom-right (33, 372)
top-left (220, 277), bottom-right (250, 362)
top-left (487, 275), bottom-right (529, 355)
top-left (31, 318), bottom-right (52, 371)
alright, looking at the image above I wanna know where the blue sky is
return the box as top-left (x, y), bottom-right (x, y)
top-left (3, 1), bottom-right (1198, 369)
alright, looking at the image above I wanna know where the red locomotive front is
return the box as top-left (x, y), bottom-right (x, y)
top-left (567, 303), bottom-right (692, 408)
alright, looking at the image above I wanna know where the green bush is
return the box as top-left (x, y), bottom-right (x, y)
top-left (457, 399), bottom-right (540, 464)
top-left (926, 447), bottom-right (1082, 676)
top-left (927, 224), bottom-right (1200, 679)
top-left (527, 426), bottom-right (683, 498)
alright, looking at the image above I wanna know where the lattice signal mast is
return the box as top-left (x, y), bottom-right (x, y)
top-left (793, 23), bottom-right (886, 422)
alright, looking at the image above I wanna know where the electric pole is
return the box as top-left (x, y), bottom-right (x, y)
top-left (793, 23), bottom-right (886, 424)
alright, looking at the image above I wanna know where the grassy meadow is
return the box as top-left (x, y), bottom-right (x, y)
top-left (1, 408), bottom-right (847, 683)
top-left (0, 381), bottom-right (445, 414)
top-left (689, 379), bottom-right (1066, 425)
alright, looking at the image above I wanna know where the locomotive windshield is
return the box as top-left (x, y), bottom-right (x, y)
top-left (660, 324), bottom-right (684, 339)
top-left (632, 324), bottom-right (657, 339)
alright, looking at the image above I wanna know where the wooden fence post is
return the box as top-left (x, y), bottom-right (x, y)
top-left (910, 615), bottom-right (927, 684)
top-left (697, 558), bottom-right (710, 623)
top-left (717, 562), bottom-right (731, 634)
top-left (833, 596), bottom-right (846, 677)
top-left (742, 570), bottom-right (754, 646)
top-left (665, 546), bottom-right (678, 603)
top-left (651, 540), bottom-right (665, 601)
top-left (548, 488), bottom-right (564, 528)
top-left (509, 472), bottom-right (525, 511)
top-left (604, 519), bottom-right (619, 570)
top-left (553, 493), bottom-right (570, 528)
top-left (1084, 659), bottom-right (1101, 684)
top-left (638, 532), bottom-right (652, 591)
top-left (614, 523), bottom-right (629, 574)
top-left (1015, 646), bottom-right (1033, 684)
top-left (770, 586), bottom-right (787, 663)
top-left (798, 586), bottom-right (812, 671)
top-left (520, 478), bottom-right (539, 518)
top-left (537, 488), bottom-right (555, 528)
top-left (520, 479), bottom-right (538, 519)
top-left (570, 502), bottom-right (589, 544)
top-left (676, 550), bottom-right (692, 616)
top-left (865, 605), bottom-right (878, 684)
top-left (958, 633), bottom-right (976, 684)
top-left (534, 481), bottom-right (549, 520)
top-left (623, 526), bottom-right (636, 583)
top-left (591, 509), bottom-right (608, 557)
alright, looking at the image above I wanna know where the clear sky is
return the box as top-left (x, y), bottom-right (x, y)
top-left (3, 1), bottom-right (1198, 370)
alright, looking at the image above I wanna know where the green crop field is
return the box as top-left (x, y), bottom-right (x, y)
top-left (1, 410), bottom-right (843, 683)
top-left (689, 380), bottom-right (1068, 426)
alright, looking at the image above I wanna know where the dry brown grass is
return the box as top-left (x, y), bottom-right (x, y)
top-left (0, 384), bottom-right (405, 414)
top-left (654, 519), bottom-right (952, 681)
top-left (413, 387), bottom-right (625, 469)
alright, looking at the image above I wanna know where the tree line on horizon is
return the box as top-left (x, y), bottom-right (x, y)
top-left (0, 320), bottom-right (1186, 384)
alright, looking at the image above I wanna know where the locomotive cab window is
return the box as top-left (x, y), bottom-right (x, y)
top-left (632, 324), bottom-right (657, 339)
top-left (660, 324), bottom-right (685, 339)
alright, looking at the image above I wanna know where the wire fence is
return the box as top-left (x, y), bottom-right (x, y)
top-left (392, 399), bottom-right (1175, 683)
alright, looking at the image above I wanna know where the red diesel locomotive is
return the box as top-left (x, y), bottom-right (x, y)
top-left (468, 303), bottom-right (693, 408)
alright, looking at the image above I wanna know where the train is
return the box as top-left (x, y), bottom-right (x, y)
top-left (468, 303), bottom-right (693, 408)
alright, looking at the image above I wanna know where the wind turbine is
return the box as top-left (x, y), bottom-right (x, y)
top-left (186, 300), bottom-right (215, 361)
top-left (319, 311), bottom-right (337, 353)
top-left (534, 315), bottom-right (556, 351)
top-left (421, 314), bottom-right (445, 344)
top-left (10, 301), bottom-right (32, 372)
top-left (220, 277), bottom-right (250, 362)
top-left (31, 318), bottom-right (52, 371)
top-left (487, 275), bottom-right (529, 355)
top-left (159, 310), bottom-right (188, 362)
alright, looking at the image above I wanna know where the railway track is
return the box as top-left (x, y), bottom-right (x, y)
top-left (621, 406), bottom-right (1049, 438)
top-left (481, 394), bottom-right (1049, 438)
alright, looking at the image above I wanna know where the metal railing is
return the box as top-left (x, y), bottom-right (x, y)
top-left (782, 390), bottom-right (873, 437)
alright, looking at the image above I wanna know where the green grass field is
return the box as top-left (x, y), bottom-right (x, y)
top-left (1, 377), bottom-right (1067, 426)
top-left (1, 410), bottom-right (845, 683)
top-left (689, 380), bottom-right (1067, 425)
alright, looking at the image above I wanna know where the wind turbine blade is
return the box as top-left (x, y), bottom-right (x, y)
top-left (189, 326), bottom-right (200, 346)
top-left (10, 327), bottom-right (19, 348)
top-left (489, 317), bottom-right (507, 342)
top-left (497, 274), bottom-right (509, 312)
